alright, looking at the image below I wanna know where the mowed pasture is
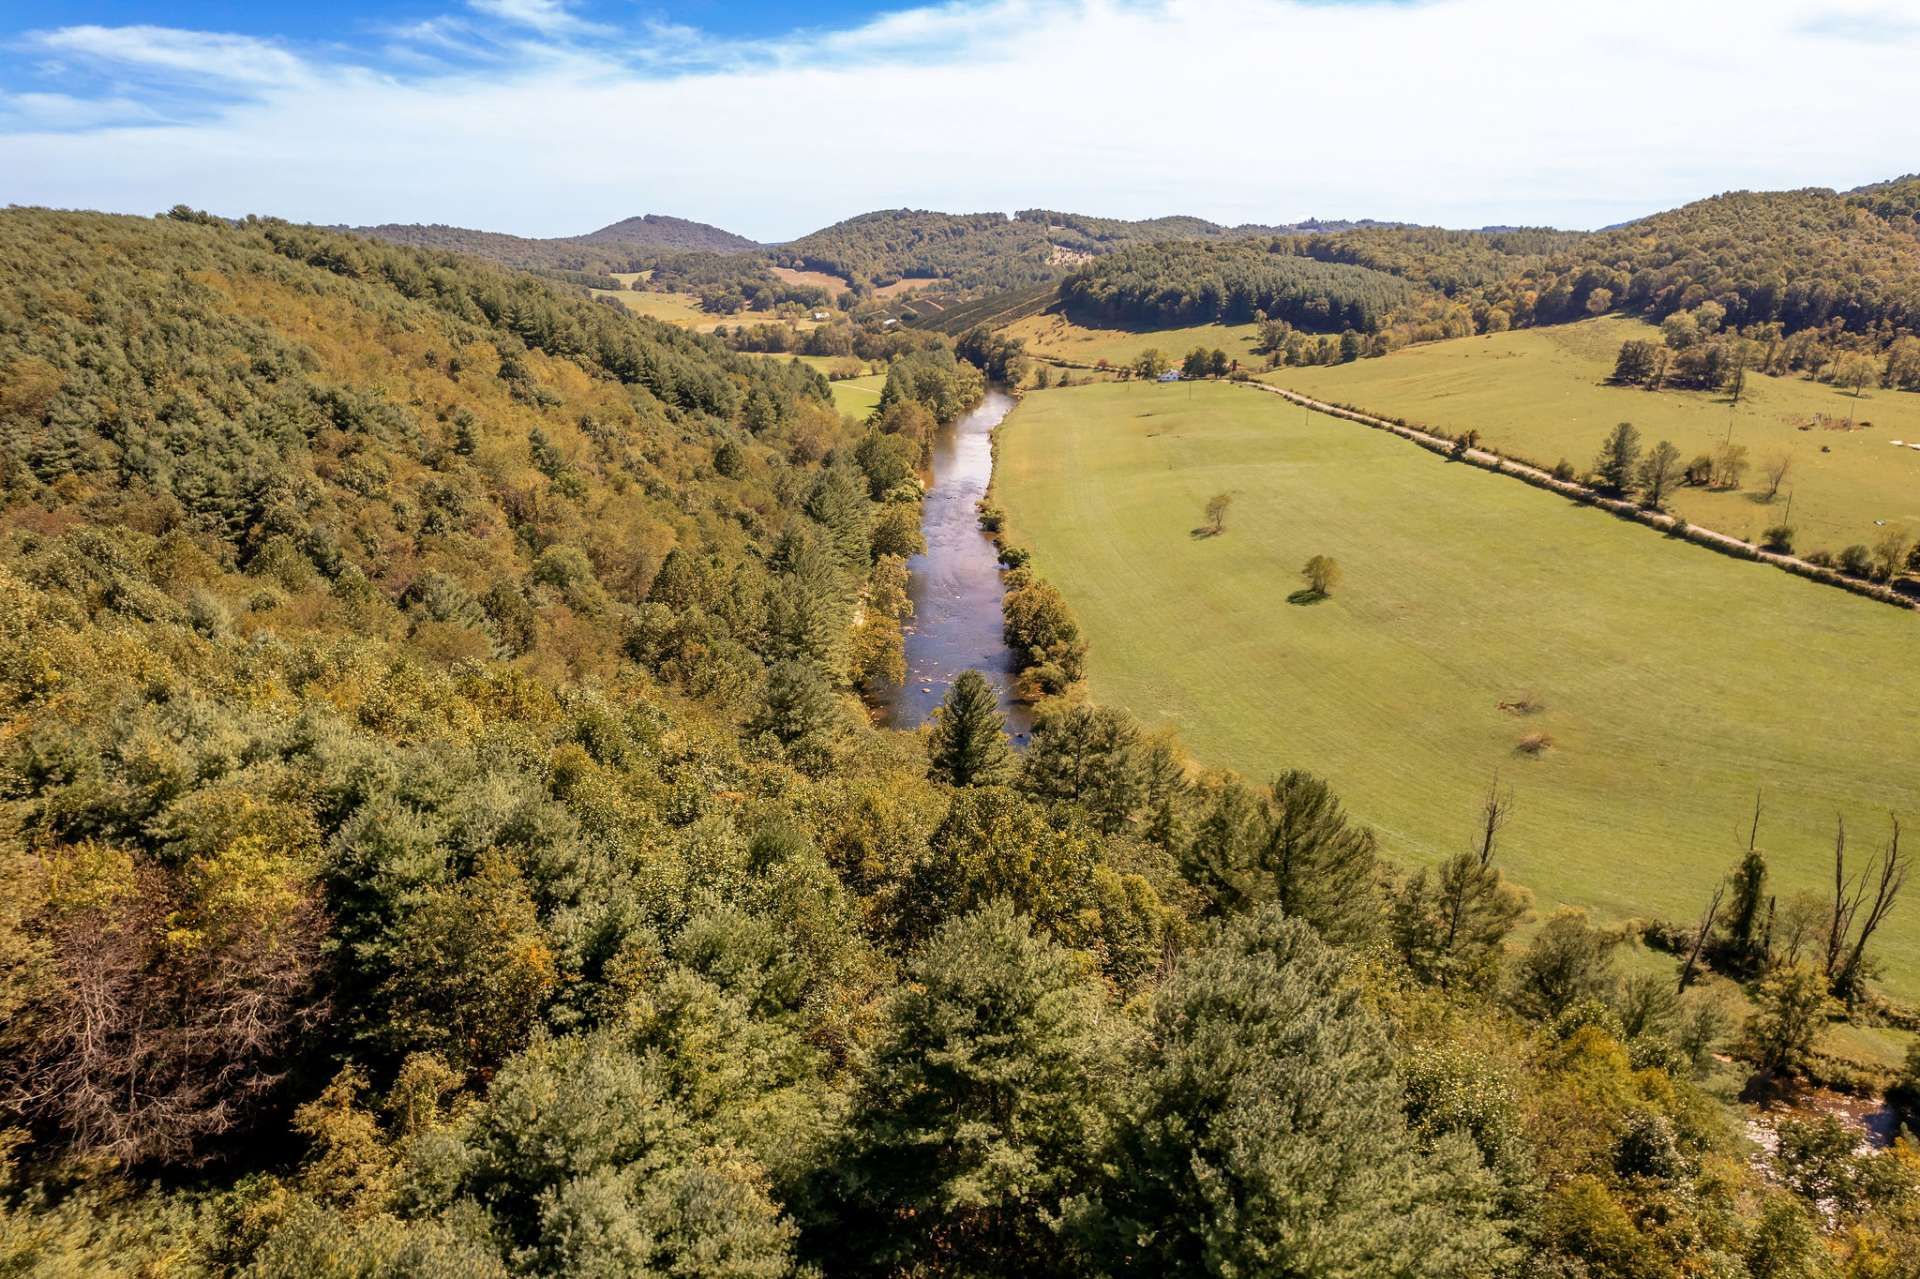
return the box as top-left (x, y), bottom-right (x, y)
top-left (998, 380), bottom-right (1920, 996)
top-left (1005, 310), bottom-right (1267, 372)
top-left (1270, 317), bottom-right (1920, 555)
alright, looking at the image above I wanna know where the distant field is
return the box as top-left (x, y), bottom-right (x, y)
top-left (1269, 317), bottom-right (1920, 556)
top-left (771, 265), bottom-right (848, 293)
top-left (1005, 310), bottom-right (1267, 373)
top-left (998, 380), bottom-right (1920, 998)
top-left (592, 287), bottom-right (712, 325)
top-left (874, 276), bottom-right (946, 298)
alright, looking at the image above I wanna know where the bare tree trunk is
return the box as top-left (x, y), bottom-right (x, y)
top-left (1678, 882), bottom-right (1725, 994)
top-left (1836, 818), bottom-right (1906, 1007)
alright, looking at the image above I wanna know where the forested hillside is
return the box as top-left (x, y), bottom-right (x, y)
top-left (1060, 239), bottom-right (1418, 331)
top-left (780, 207), bottom-right (1285, 292)
top-left (574, 213), bottom-right (760, 252)
top-left (5, 205), bottom-right (1920, 1279)
top-left (348, 212), bottom-right (758, 278)
top-left (1496, 189), bottom-right (1920, 336)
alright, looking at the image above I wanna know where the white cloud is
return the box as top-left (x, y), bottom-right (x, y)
top-left (4, 0), bottom-right (1918, 239)
top-left (32, 24), bottom-right (310, 88)
top-left (466, 0), bottom-right (605, 37)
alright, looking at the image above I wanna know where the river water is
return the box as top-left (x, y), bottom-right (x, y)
top-left (879, 387), bottom-right (1033, 742)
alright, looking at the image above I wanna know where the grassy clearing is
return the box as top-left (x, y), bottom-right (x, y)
top-left (1268, 317), bottom-right (1920, 556)
top-left (829, 374), bottom-right (885, 417)
top-left (771, 265), bottom-right (848, 293)
top-left (1004, 310), bottom-right (1267, 372)
top-left (998, 379), bottom-right (1920, 999)
top-left (738, 352), bottom-right (885, 416)
top-left (590, 287), bottom-right (711, 325)
top-left (875, 276), bottom-right (946, 298)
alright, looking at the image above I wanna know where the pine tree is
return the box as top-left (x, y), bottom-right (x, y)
top-left (1019, 702), bottom-right (1144, 833)
top-left (1099, 906), bottom-right (1515, 1278)
top-left (827, 901), bottom-right (1128, 1276)
top-left (927, 670), bottom-right (1013, 787)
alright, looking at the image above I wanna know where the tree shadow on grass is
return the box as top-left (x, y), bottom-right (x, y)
top-left (1190, 526), bottom-right (1223, 540)
top-left (1286, 588), bottom-right (1329, 605)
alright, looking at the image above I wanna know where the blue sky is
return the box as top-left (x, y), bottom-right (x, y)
top-left (4, 0), bottom-right (1918, 240)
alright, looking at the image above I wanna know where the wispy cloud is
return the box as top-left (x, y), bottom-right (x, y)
top-left (2, 0), bottom-right (1917, 239)
top-left (32, 24), bottom-right (311, 88)
top-left (466, 0), bottom-right (607, 37)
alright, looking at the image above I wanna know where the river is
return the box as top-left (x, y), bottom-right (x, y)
top-left (879, 387), bottom-right (1033, 742)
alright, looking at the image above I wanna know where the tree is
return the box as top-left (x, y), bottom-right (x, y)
top-left (1098, 906), bottom-right (1515, 1279)
top-left (1183, 771), bottom-right (1381, 944)
top-left (1511, 909), bottom-right (1618, 1019)
top-left (1585, 287), bottom-right (1613, 316)
top-left (1002, 571), bottom-right (1086, 694)
top-left (1300, 554), bottom-right (1341, 597)
top-left (1716, 806), bottom-right (1771, 977)
top-left (827, 901), bottom-right (1128, 1277)
top-left (1134, 348), bottom-right (1168, 379)
top-left (1742, 962), bottom-right (1830, 1077)
top-left (1593, 422), bottom-right (1642, 494)
top-left (1208, 348), bottom-right (1230, 377)
top-left (926, 669), bottom-right (1014, 787)
top-left (378, 852), bottom-right (557, 1078)
top-left (1711, 440), bottom-right (1749, 489)
top-left (1203, 492), bottom-right (1232, 534)
top-left (1182, 347), bottom-right (1210, 379)
top-left (1611, 340), bottom-right (1659, 385)
top-left (1635, 439), bottom-right (1684, 509)
top-left (752, 658), bottom-right (842, 770)
top-left (1391, 776), bottom-right (1527, 990)
top-left (1824, 816), bottom-right (1906, 1006)
top-left (1833, 350), bottom-right (1880, 399)
top-left (1020, 702), bottom-right (1145, 834)
top-left (1872, 527), bottom-right (1916, 581)
top-left (1761, 451), bottom-right (1793, 502)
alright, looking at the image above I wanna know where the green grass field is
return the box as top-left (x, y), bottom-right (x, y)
top-left (738, 352), bottom-right (884, 417)
top-left (1269, 317), bottom-right (1920, 556)
top-left (998, 380), bottom-right (1920, 998)
top-left (1006, 311), bottom-right (1266, 373)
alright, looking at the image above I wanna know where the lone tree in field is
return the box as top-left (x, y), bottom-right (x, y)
top-left (927, 669), bottom-right (1013, 787)
top-left (1635, 439), bottom-right (1684, 509)
top-left (1300, 555), bottom-right (1341, 597)
top-left (1594, 422), bottom-right (1642, 494)
top-left (1204, 492), bottom-right (1232, 534)
top-left (1761, 452), bottom-right (1793, 502)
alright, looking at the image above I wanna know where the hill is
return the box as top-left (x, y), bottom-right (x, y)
top-left (1484, 188), bottom-right (1920, 339)
top-left (575, 212), bottom-right (761, 252)
top-left (344, 220), bottom-right (647, 275)
top-left (778, 207), bottom-right (1290, 293)
top-left (348, 212), bottom-right (759, 277)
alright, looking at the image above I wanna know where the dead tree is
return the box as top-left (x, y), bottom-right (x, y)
top-left (1678, 881), bottom-right (1726, 993)
top-left (1831, 817), bottom-right (1907, 1007)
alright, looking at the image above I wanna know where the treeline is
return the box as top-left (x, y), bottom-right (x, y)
top-left (1059, 240), bottom-right (1416, 331)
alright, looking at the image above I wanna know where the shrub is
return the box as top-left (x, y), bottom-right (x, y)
top-left (1761, 524), bottom-right (1795, 554)
top-left (1838, 543), bottom-right (1874, 577)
